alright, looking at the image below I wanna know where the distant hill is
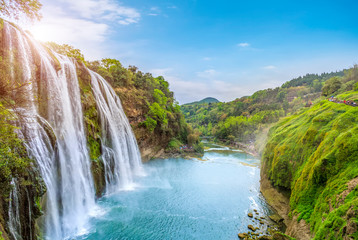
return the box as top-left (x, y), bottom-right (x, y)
top-left (183, 97), bottom-right (220, 105)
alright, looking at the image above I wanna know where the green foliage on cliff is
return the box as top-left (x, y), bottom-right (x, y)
top-left (86, 58), bottom-right (201, 153)
top-left (181, 70), bottom-right (345, 144)
top-left (46, 42), bottom-right (85, 63)
top-left (0, 104), bottom-right (30, 193)
top-left (262, 91), bottom-right (358, 239)
top-left (0, 102), bottom-right (45, 239)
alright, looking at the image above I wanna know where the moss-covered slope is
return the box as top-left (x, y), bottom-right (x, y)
top-left (262, 91), bottom-right (358, 239)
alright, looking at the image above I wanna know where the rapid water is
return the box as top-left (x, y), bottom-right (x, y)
top-left (8, 179), bottom-right (22, 240)
top-left (3, 22), bottom-right (143, 239)
top-left (90, 71), bottom-right (144, 193)
top-left (73, 143), bottom-right (273, 240)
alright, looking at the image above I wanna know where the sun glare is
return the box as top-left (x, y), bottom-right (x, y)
top-left (29, 25), bottom-right (51, 42)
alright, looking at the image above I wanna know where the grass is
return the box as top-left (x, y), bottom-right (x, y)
top-left (262, 91), bottom-right (358, 239)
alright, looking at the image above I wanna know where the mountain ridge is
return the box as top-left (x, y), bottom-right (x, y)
top-left (183, 97), bottom-right (220, 105)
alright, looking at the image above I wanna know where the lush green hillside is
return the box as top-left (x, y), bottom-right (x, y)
top-left (262, 90), bottom-right (358, 239)
top-left (181, 70), bottom-right (347, 144)
top-left (183, 97), bottom-right (220, 105)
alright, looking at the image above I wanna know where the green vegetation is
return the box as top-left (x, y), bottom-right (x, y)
top-left (321, 65), bottom-right (358, 97)
top-left (262, 90), bottom-right (358, 239)
top-left (46, 42), bottom-right (86, 63)
top-left (87, 58), bottom-right (201, 153)
top-left (261, 67), bottom-right (358, 239)
top-left (181, 70), bottom-right (345, 145)
top-left (0, 104), bottom-right (30, 197)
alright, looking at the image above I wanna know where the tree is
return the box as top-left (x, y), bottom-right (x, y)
top-left (0, 0), bottom-right (42, 20)
top-left (46, 42), bottom-right (85, 63)
top-left (311, 79), bottom-right (322, 92)
top-left (276, 90), bottom-right (287, 102)
top-left (321, 77), bottom-right (342, 96)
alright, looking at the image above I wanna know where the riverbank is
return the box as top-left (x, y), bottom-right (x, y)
top-left (260, 172), bottom-right (311, 240)
top-left (209, 139), bottom-right (260, 157)
top-left (140, 146), bottom-right (203, 162)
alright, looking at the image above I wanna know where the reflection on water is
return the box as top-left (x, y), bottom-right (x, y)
top-left (73, 142), bottom-right (273, 240)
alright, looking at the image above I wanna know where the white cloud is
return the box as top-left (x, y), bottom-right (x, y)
top-left (202, 57), bottom-right (211, 61)
top-left (196, 69), bottom-right (218, 79)
top-left (150, 68), bottom-right (173, 76)
top-left (237, 42), bottom-right (250, 47)
top-left (150, 68), bottom-right (252, 103)
top-left (59, 0), bottom-right (140, 25)
top-left (263, 65), bottom-right (276, 70)
top-left (148, 6), bottom-right (161, 16)
top-left (168, 78), bottom-right (252, 104)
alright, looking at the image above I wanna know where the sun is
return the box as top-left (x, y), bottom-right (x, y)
top-left (28, 25), bottom-right (52, 42)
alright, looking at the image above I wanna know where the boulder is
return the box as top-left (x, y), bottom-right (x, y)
top-left (248, 225), bottom-right (256, 231)
top-left (238, 233), bottom-right (247, 239)
top-left (269, 213), bottom-right (284, 223)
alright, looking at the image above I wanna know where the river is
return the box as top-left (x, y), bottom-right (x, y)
top-left (73, 142), bottom-right (274, 240)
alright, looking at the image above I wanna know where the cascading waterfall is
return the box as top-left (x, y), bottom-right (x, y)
top-left (3, 21), bottom-right (143, 239)
top-left (90, 71), bottom-right (144, 193)
top-left (8, 179), bottom-right (22, 240)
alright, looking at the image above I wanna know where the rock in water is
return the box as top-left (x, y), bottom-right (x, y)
top-left (248, 224), bottom-right (256, 231)
top-left (238, 233), bottom-right (247, 239)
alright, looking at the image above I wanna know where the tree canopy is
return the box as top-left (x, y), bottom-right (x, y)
top-left (0, 0), bottom-right (42, 20)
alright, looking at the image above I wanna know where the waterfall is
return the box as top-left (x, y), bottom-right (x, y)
top-left (8, 179), bottom-right (22, 240)
top-left (89, 71), bottom-right (144, 193)
top-left (3, 21), bottom-right (143, 239)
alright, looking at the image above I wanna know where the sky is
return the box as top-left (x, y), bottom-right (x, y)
top-left (24, 0), bottom-right (358, 104)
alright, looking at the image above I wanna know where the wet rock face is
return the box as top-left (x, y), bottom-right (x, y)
top-left (1, 169), bottom-right (46, 240)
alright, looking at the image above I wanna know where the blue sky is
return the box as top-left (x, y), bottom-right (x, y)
top-left (28, 0), bottom-right (358, 103)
